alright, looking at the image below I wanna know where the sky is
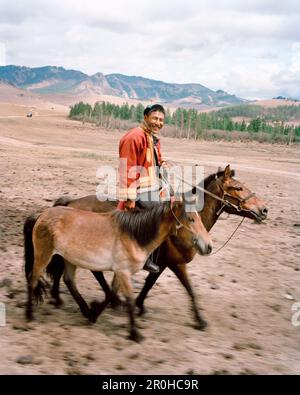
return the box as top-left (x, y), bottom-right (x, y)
top-left (0, 0), bottom-right (300, 100)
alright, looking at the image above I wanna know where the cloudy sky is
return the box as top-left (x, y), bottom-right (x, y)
top-left (0, 0), bottom-right (300, 99)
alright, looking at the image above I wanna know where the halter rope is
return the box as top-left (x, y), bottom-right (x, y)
top-left (161, 165), bottom-right (258, 254)
top-left (170, 205), bottom-right (200, 236)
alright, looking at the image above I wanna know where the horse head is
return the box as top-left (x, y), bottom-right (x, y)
top-left (219, 164), bottom-right (268, 223)
top-left (168, 196), bottom-right (212, 256)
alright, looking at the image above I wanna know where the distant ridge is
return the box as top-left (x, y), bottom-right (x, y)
top-left (0, 79), bottom-right (68, 111)
top-left (0, 65), bottom-right (248, 109)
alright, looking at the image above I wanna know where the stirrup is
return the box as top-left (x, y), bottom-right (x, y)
top-left (143, 258), bottom-right (160, 273)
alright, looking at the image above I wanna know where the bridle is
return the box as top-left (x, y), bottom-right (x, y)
top-left (176, 175), bottom-right (256, 217)
top-left (170, 204), bottom-right (202, 240)
top-left (168, 174), bottom-right (256, 238)
top-left (161, 161), bottom-right (256, 216)
top-left (162, 168), bottom-right (262, 255)
top-left (170, 174), bottom-right (259, 255)
top-left (216, 186), bottom-right (256, 216)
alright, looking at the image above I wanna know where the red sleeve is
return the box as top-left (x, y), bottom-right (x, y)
top-left (119, 134), bottom-right (142, 200)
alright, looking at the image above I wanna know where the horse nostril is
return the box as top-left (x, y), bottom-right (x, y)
top-left (262, 207), bottom-right (268, 216)
top-left (207, 244), bottom-right (212, 254)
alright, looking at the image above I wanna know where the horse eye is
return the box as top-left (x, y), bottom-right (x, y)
top-left (229, 186), bottom-right (243, 191)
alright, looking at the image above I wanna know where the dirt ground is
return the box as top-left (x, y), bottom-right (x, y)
top-left (0, 107), bottom-right (299, 374)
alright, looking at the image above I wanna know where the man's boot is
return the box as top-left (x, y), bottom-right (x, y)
top-left (143, 257), bottom-right (160, 273)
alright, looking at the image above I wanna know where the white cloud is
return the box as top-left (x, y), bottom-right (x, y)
top-left (0, 0), bottom-right (300, 98)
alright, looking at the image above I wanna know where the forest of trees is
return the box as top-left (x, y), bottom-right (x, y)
top-left (69, 101), bottom-right (300, 144)
top-left (213, 103), bottom-right (300, 122)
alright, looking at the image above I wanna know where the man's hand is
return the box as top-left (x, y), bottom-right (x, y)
top-left (124, 200), bottom-right (136, 210)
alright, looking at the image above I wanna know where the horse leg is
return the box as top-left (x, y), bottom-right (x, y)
top-left (91, 271), bottom-right (123, 310)
top-left (135, 263), bottom-right (167, 316)
top-left (168, 263), bottom-right (207, 330)
top-left (48, 255), bottom-right (65, 307)
top-left (26, 280), bottom-right (35, 321)
top-left (90, 273), bottom-right (125, 314)
top-left (26, 252), bottom-right (51, 321)
top-left (88, 271), bottom-right (115, 323)
top-left (63, 261), bottom-right (91, 320)
top-left (115, 271), bottom-right (143, 343)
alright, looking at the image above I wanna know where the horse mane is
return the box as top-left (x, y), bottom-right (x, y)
top-left (113, 203), bottom-right (168, 247)
top-left (189, 168), bottom-right (235, 196)
top-left (203, 169), bottom-right (235, 189)
top-left (53, 196), bottom-right (72, 207)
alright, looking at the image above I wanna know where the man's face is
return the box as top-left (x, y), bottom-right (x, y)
top-left (144, 110), bottom-right (165, 134)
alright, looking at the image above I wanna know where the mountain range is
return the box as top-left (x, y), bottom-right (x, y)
top-left (0, 65), bottom-right (248, 109)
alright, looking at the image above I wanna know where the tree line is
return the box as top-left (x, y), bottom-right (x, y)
top-left (213, 103), bottom-right (300, 122)
top-left (69, 101), bottom-right (300, 144)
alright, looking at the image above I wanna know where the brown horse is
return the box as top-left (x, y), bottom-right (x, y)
top-left (24, 200), bottom-right (212, 342)
top-left (24, 165), bottom-right (268, 329)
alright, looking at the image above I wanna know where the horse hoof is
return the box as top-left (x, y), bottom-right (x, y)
top-left (88, 314), bottom-right (97, 324)
top-left (128, 330), bottom-right (144, 343)
top-left (137, 306), bottom-right (146, 316)
top-left (88, 300), bottom-right (105, 322)
top-left (194, 319), bottom-right (208, 331)
top-left (49, 298), bottom-right (63, 307)
top-left (26, 312), bottom-right (34, 322)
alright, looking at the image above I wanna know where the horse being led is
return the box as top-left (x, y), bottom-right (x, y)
top-left (25, 200), bottom-right (212, 342)
top-left (36, 164), bottom-right (268, 329)
top-left (135, 164), bottom-right (268, 326)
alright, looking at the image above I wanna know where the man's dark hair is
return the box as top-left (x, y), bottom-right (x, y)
top-left (144, 104), bottom-right (165, 116)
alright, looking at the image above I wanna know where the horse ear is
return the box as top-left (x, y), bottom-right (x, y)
top-left (224, 164), bottom-right (231, 179)
top-left (172, 198), bottom-right (184, 209)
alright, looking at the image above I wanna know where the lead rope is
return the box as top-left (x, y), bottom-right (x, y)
top-left (173, 174), bottom-right (248, 255)
top-left (171, 206), bottom-right (195, 234)
top-left (161, 163), bottom-right (251, 255)
top-left (161, 164), bottom-right (247, 255)
top-left (209, 217), bottom-right (245, 256)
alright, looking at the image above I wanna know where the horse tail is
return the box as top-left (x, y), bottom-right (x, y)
top-left (23, 214), bottom-right (38, 282)
top-left (53, 196), bottom-right (72, 207)
top-left (46, 255), bottom-right (65, 281)
top-left (23, 214), bottom-right (47, 303)
top-left (33, 279), bottom-right (47, 304)
top-left (44, 196), bottom-right (69, 282)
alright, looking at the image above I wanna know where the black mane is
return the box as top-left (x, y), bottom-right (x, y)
top-left (188, 168), bottom-right (235, 196)
top-left (113, 203), bottom-right (168, 247)
top-left (203, 169), bottom-right (235, 189)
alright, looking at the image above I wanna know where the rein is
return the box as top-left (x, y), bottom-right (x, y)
top-left (163, 161), bottom-right (254, 213)
top-left (170, 205), bottom-right (199, 236)
top-left (170, 174), bottom-right (255, 255)
top-left (175, 175), bottom-right (255, 215)
top-left (216, 191), bottom-right (256, 216)
top-left (209, 217), bottom-right (245, 255)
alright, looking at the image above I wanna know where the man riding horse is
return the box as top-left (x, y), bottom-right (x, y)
top-left (118, 103), bottom-right (169, 273)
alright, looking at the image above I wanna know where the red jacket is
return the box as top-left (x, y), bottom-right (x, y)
top-left (118, 125), bottom-right (163, 203)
